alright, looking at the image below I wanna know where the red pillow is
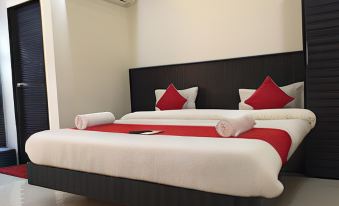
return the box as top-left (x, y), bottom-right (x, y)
top-left (245, 76), bottom-right (294, 109)
top-left (156, 84), bottom-right (187, 110)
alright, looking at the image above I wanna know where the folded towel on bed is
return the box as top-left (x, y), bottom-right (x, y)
top-left (215, 114), bottom-right (255, 137)
top-left (75, 112), bottom-right (115, 130)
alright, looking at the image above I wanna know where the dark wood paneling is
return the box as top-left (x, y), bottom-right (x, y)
top-left (130, 51), bottom-right (305, 112)
top-left (304, 0), bottom-right (339, 178)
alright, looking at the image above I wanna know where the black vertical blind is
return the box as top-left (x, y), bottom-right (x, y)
top-left (8, 0), bottom-right (49, 163)
top-left (304, 0), bottom-right (339, 178)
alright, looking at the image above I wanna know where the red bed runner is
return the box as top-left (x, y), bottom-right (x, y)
top-left (85, 124), bottom-right (292, 164)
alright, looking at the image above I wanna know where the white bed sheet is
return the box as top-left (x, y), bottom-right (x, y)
top-left (26, 109), bottom-right (315, 198)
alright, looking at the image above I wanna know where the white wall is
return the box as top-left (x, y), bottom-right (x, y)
top-left (131, 0), bottom-right (303, 67)
top-left (40, 0), bottom-right (60, 129)
top-left (49, 0), bottom-right (133, 128)
top-left (0, 0), bottom-right (22, 151)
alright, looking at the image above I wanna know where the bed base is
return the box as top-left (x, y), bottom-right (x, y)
top-left (28, 163), bottom-right (272, 206)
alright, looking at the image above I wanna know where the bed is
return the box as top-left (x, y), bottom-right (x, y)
top-left (27, 51), bottom-right (309, 206)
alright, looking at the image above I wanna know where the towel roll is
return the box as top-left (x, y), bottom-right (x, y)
top-left (75, 112), bottom-right (115, 130)
top-left (215, 114), bottom-right (256, 137)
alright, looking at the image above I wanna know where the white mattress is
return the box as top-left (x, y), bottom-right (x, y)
top-left (26, 109), bottom-right (316, 198)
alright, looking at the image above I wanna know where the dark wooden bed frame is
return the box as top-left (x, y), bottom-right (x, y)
top-left (28, 51), bottom-right (305, 206)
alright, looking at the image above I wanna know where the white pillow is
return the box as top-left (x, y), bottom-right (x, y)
top-left (238, 102), bottom-right (254, 110)
top-left (155, 87), bottom-right (198, 110)
top-left (239, 82), bottom-right (304, 110)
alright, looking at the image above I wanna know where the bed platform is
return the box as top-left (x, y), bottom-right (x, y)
top-left (28, 163), bottom-right (270, 206)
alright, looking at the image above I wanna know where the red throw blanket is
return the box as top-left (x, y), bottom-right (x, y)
top-left (85, 123), bottom-right (292, 164)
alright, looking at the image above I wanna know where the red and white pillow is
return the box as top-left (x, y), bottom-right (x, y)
top-left (155, 84), bottom-right (198, 111)
top-left (239, 76), bottom-right (303, 110)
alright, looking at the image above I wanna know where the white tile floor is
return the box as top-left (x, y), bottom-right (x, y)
top-left (271, 176), bottom-right (339, 206)
top-left (0, 174), bottom-right (339, 206)
top-left (0, 174), bottom-right (112, 206)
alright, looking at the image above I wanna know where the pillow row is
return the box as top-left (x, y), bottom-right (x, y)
top-left (155, 77), bottom-right (304, 111)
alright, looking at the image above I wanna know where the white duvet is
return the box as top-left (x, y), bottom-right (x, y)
top-left (26, 109), bottom-right (316, 198)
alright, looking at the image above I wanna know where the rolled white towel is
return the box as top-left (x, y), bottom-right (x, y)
top-left (75, 112), bottom-right (115, 130)
top-left (215, 114), bottom-right (256, 137)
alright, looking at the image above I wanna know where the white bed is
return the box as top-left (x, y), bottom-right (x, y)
top-left (25, 109), bottom-right (316, 198)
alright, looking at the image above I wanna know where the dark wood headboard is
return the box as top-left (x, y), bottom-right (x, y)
top-left (129, 51), bottom-right (305, 112)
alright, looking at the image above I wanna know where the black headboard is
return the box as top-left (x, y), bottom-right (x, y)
top-left (129, 51), bottom-right (305, 112)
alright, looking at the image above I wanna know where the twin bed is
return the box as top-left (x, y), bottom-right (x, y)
top-left (26, 51), bottom-right (312, 206)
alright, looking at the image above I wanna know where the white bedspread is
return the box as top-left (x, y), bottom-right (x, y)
top-left (26, 109), bottom-right (316, 198)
